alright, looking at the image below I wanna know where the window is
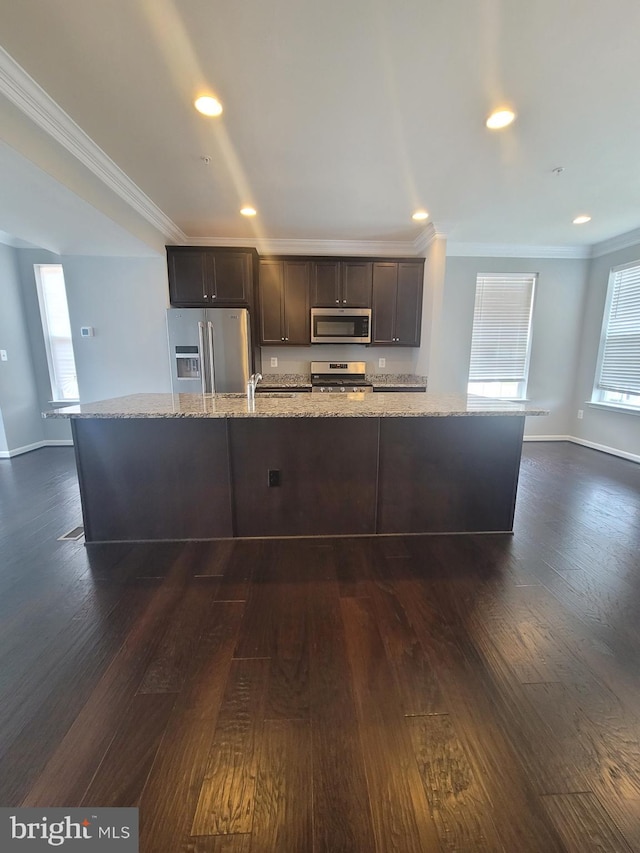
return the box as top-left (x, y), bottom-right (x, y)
top-left (34, 264), bottom-right (79, 402)
top-left (592, 261), bottom-right (640, 411)
top-left (467, 273), bottom-right (536, 399)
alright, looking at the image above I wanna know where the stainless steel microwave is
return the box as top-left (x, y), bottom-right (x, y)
top-left (310, 307), bottom-right (371, 344)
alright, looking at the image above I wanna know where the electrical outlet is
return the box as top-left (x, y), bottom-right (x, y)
top-left (577, 409), bottom-right (584, 419)
top-left (0, 350), bottom-right (7, 362)
top-left (378, 357), bottom-right (386, 368)
top-left (268, 469), bottom-right (281, 487)
top-left (270, 357), bottom-right (278, 367)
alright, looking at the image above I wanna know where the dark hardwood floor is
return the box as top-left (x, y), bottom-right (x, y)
top-left (1, 441), bottom-right (640, 852)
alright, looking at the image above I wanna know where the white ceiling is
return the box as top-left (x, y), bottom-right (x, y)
top-left (1, 0), bottom-right (640, 254)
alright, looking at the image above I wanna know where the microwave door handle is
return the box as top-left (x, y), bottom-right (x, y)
top-left (207, 321), bottom-right (216, 394)
top-left (197, 321), bottom-right (207, 394)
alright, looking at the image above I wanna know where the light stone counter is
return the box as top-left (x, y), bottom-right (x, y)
top-left (47, 392), bottom-right (548, 419)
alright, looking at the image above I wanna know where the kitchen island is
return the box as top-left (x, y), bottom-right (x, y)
top-left (48, 392), bottom-right (547, 541)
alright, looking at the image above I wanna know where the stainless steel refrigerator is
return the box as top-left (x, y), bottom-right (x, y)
top-left (167, 308), bottom-right (252, 394)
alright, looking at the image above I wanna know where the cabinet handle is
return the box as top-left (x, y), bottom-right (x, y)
top-left (335, 299), bottom-right (339, 303)
top-left (211, 294), bottom-right (216, 299)
top-left (204, 294), bottom-right (208, 299)
top-left (281, 337), bottom-right (285, 341)
top-left (342, 299), bottom-right (346, 303)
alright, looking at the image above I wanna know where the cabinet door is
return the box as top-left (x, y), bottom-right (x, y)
top-left (168, 249), bottom-right (208, 304)
top-left (371, 263), bottom-right (397, 344)
top-left (312, 261), bottom-right (340, 306)
top-left (259, 260), bottom-right (284, 344)
top-left (283, 260), bottom-right (310, 344)
top-left (210, 251), bottom-right (252, 303)
top-left (395, 263), bottom-right (423, 346)
top-left (342, 261), bottom-right (372, 307)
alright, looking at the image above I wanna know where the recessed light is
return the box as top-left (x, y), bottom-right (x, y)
top-left (486, 109), bottom-right (516, 130)
top-left (194, 96), bottom-right (223, 117)
top-left (573, 215), bottom-right (592, 225)
top-left (412, 210), bottom-right (429, 221)
top-left (240, 207), bottom-right (257, 217)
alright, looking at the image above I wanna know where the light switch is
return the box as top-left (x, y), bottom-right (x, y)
top-left (378, 357), bottom-right (386, 368)
top-left (0, 350), bottom-right (7, 361)
top-left (80, 326), bottom-right (94, 337)
top-left (270, 357), bottom-right (278, 367)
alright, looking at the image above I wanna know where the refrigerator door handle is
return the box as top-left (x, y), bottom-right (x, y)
top-left (207, 321), bottom-right (216, 394)
top-left (197, 321), bottom-right (207, 395)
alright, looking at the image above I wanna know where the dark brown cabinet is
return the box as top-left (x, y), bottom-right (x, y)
top-left (167, 247), bottom-right (255, 306)
top-left (371, 261), bottom-right (424, 346)
top-left (259, 259), bottom-right (310, 345)
top-left (311, 260), bottom-right (372, 307)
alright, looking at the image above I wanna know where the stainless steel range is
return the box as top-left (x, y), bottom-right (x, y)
top-left (310, 361), bottom-right (373, 393)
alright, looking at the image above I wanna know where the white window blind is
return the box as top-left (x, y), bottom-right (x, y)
top-left (596, 263), bottom-right (640, 396)
top-left (469, 273), bottom-right (536, 384)
top-left (35, 264), bottom-right (79, 402)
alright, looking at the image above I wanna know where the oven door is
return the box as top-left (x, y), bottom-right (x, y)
top-left (310, 308), bottom-right (371, 344)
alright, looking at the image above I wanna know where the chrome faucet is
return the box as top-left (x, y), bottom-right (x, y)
top-left (247, 372), bottom-right (262, 401)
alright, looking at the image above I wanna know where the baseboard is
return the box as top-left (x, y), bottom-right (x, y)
top-left (523, 434), bottom-right (573, 442)
top-left (523, 434), bottom-right (640, 465)
top-left (0, 439), bottom-right (74, 459)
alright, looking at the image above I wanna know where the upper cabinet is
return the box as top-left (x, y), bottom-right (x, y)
top-left (259, 259), bottom-right (310, 345)
top-left (371, 261), bottom-right (424, 346)
top-left (167, 247), bottom-right (256, 306)
top-left (311, 260), bottom-right (372, 307)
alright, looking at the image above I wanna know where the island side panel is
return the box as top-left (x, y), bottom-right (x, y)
top-left (377, 415), bottom-right (525, 533)
top-left (228, 417), bottom-right (379, 537)
top-left (72, 418), bottom-right (233, 541)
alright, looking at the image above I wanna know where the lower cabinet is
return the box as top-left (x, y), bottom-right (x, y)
top-left (377, 416), bottom-right (524, 532)
top-left (228, 418), bottom-right (378, 536)
top-left (73, 419), bottom-right (233, 541)
top-left (73, 415), bottom-right (525, 542)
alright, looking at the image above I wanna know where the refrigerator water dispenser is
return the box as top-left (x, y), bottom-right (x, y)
top-left (175, 346), bottom-right (201, 379)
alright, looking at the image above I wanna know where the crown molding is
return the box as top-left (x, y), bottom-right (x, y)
top-left (413, 223), bottom-right (439, 254)
top-left (0, 47), bottom-right (186, 244)
top-left (177, 235), bottom-right (424, 256)
top-left (590, 226), bottom-right (640, 258)
top-left (446, 241), bottom-right (591, 259)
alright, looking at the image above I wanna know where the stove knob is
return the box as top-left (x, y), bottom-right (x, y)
top-left (340, 387), bottom-right (346, 392)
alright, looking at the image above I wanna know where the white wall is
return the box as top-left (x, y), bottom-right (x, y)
top-left (572, 243), bottom-right (640, 460)
top-left (0, 242), bottom-right (45, 453)
top-left (441, 256), bottom-right (590, 437)
top-left (60, 256), bottom-right (172, 402)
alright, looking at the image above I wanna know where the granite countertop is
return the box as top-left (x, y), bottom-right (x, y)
top-left (46, 392), bottom-right (548, 419)
top-left (258, 373), bottom-right (428, 390)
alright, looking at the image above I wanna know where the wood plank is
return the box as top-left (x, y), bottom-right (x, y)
top-left (368, 546), bottom-right (447, 716)
top-left (137, 571), bottom-right (220, 694)
top-left (0, 576), bottom-right (161, 805)
top-left (190, 659), bottom-right (268, 836)
top-left (249, 719), bottom-right (312, 852)
top-left (340, 596), bottom-right (442, 853)
top-left (80, 693), bottom-right (176, 807)
top-left (183, 837), bottom-right (251, 853)
top-left (309, 568), bottom-right (376, 853)
top-left (20, 547), bottom-right (198, 807)
top-left (393, 573), bottom-right (567, 852)
top-left (407, 714), bottom-right (504, 852)
top-left (138, 605), bottom-right (245, 853)
top-left (541, 792), bottom-right (634, 852)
